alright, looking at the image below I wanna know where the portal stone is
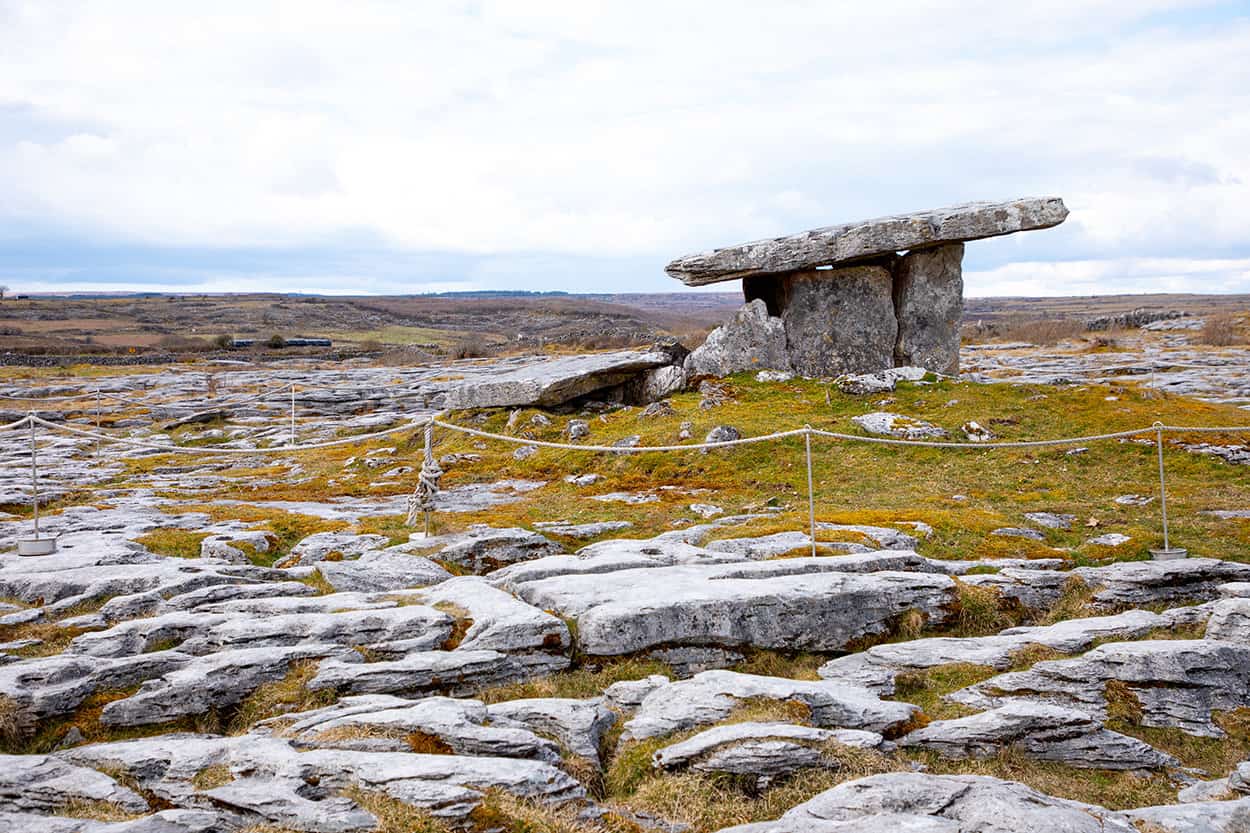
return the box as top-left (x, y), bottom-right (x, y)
top-left (893, 242), bottom-right (964, 375)
top-left (746, 264), bottom-right (897, 377)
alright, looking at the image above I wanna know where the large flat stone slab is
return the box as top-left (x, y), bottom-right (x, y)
top-left (441, 350), bottom-right (677, 409)
top-left (666, 197), bottom-right (1068, 286)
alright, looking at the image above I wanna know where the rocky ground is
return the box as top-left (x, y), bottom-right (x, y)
top-left (2, 341), bottom-right (1249, 832)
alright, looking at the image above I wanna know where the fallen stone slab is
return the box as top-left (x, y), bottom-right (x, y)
top-left (900, 701), bottom-right (1178, 770)
top-left (623, 670), bottom-right (919, 741)
top-left (948, 640), bottom-right (1250, 737)
top-left (176, 605), bottom-right (454, 655)
top-left (713, 772), bottom-right (1132, 833)
top-left (0, 651), bottom-right (192, 725)
top-left (441, 349), bottom-right (679, 409)
top-left (281, 532), bottom-right (391, 567)
top-left (666, 198), bottom-right (1069, 286)
top-left (653, 721), bottom-right (886, 782)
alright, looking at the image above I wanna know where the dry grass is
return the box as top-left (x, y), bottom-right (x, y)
top-left (341, 787), bottom-right (453, 833)
top-left (478, 658), bottom-right (671, 704)
top-left (134, 528), bottom-right (210, 558)
top-left (226, 660), bottom-right (337, 734)
top-left (190, 763), bottom-right (235, 790)
top-left (891, 663), bottom-right (998, 722)
top-left (1037, 577), bottom-right (1096, 625)
top-left (950, 580), bottom-right (1022, 637)
top-left (730, 650), bottom-right (824, 681)
top-left (910, 747), bottom-right (1178, 810)
top-left (1112, 708), bottom-right (1250, 778)
top-left (1197, 314), bottom-right (1247, 346)
top-left (57, 799), bottom-right (147, 822)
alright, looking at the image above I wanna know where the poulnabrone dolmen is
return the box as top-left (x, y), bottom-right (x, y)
top-left (671, 197), bottom-right (1069, 378)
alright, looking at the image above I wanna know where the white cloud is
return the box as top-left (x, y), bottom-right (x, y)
top-left (1, 1), bottom-right (1248, 293)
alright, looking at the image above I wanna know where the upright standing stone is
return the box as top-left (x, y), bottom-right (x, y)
top-left (746, 264), bottom-right (897, 377)
top-left (893, 242), bottom-right (963, 375)
top-left (684, 299), bottom-right (792, 378)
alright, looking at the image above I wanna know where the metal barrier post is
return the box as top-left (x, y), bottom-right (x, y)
top-left (29, 415), bottom-right (39, 538)
top-left (289, 384), bottom-right (296, 446)
top-left (1150, 421), bottom-right (1186, 560)
top-left (804, 426), bottom-right (817, 557)
top-left (94, 386), bottom-right (102, 458)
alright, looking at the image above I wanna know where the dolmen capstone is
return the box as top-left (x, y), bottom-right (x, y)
top-left (671, 197), bottom-right (1068, 378)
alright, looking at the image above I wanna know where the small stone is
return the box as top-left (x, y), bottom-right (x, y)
top-left (1115, 494), bottom-right (1153, 506)
top-left (530, 413), bottom-right (552, 427)
top-left (678, 421), bottom-right (693, 440)
top-left (704, 425), bottom-right (742, 445)
top-left (962, 421), bottom-right (995, 442)
top-left (640, 400), bottom-right (675, 419)
top-left (1087, 533), bottom-right (1131, 547)
top-left (852, 412), bottom-right (947, 440)
top-left (755, 370), bottom-right (794, 383)
top-left (513, 445), bottom-right (538, 461)
top-left (566, 419), bottom-right (589, 441)
top-left (563, 473), bottom-right (601, 487)
top-left (1024, 512), bottom-right (1076, 531)
top-left (690, 504), bottom-right (724, 519)
top-left (991, 527), bottom-right (1047, 541)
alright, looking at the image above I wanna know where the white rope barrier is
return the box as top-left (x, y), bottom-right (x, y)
top-left (25, 414), bottom-right (432, 455)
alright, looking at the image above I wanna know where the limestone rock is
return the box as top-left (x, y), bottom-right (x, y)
top-left (1024, 512), bottom-right (1076, 530)
top-left (315, 550), bottom-right (452, 593)
top-left (99, 643), bottom-right (352, 727)
top-left (900, 701), bottom-right (1178, 770)
top-left (1126, 798), bottom-right (1250, 832)
top-left (893, 243), bottom-right (964, 375)
top-left (666, 197), bottom-right (1069, 286)
top-left (818, 609), bottom-right (1167, 695)
top-left (852, 412), bottom-right (947, 440)
top-left (510, 558), bottom-right (957, 656)
top-left (948, 640), bottom-right (1250, 737)
top-left (1073, 558), bottom-right (1250, 610)
top-left (0, 754), bottom-right (150, 815)
top-left (623, 670), bottom-right (919, 740)
top-left (412, 527), bottom-right (565, 574)
top-left (684, 300), bottom-right (792, 378)
top-left (1205, 598), bottom-right (1250, 642)
top-left (486, 697), bottom-right (617, 764)
top-left (714, 771), bottom-right (1132, 833)
top-left (836, 366), bottom-right (928, 396)
top-left (283, 532), bottom-right (391, 567)
top-left (654, 721), bottom-right (886, 781)
top-left (442, 349), bottom-right (677, 408)
top-left (275, 695), bottom-right (563, 763)
top-left (310, 649), bottom-right (569, 699)
top-left (747, 265), bottom-right (898, 377)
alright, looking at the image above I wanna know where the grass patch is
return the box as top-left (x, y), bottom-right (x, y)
top-left (891, 662), bottom-right (998, 722)
top-left (730, 649), bottom-right (824, 681)
top-left (478, 658), bottom-right (671, 704)
top-left (909, 747), bottom-right (1178, 810)
top-left (134, 528), bottom-right (210, 558)
top-left (191, 763), bottom-right (235, 790)
top-left (226, 660), bottom-right (337, 734)
top-left (1111, 708), bottom-right (1250, 778)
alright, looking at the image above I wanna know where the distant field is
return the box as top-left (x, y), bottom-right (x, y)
top-left (1, 290), bottom-right (1246, 361)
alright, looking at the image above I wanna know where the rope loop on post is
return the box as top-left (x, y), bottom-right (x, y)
top-left (406, 421), bottom-right (444, 530)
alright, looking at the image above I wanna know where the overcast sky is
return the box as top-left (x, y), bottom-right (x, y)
top-left (2, 1), bottom-right (1248, 297)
